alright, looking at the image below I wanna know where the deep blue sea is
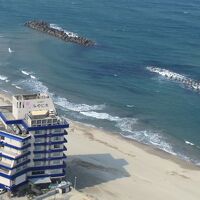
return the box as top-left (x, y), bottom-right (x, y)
top-left (0, 0), bottom-right (200, 164)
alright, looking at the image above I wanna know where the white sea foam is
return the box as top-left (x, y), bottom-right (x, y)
top-left (11, 83), bottom-right (22, 90)
top-left (54, 96), bottom-right (105, 112)
top-left (147, 66), bottom-right (186, 80)
top-left (15, 86), bottom-right (22, 89)
top-left (50, 24), bottom-right (78, 38)
top-left (121, 131), bottom-right (176, 155)
top-left (21, 70), bottom-right (37, 80)
top-left (2, 89), bottom-right (8, 93)
top-left (185, 140), bottom-right (194, 146)
top-left (0, 75), bottom-right (8, 81)
top-left (8, 48), bottom-right (14, 53)
top-left (80, 111), bottom-right (138, 134)
top-left (16, 78), bottom-right (49, 93)
top-left (30, 75), bottom-right (36, 79)
top-left (21, 70), bottom-right (31, 76)
top-left (126, 104), bottom-right (135, 108)
top-left (80, 111), bottom-right (120, 121)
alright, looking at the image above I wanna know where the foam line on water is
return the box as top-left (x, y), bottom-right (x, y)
top-left (21, 70), bottom-right (31, 76)
top-left (185, 140), bottom-right (194, 146)
top-left (11, 83), bottom-right (22, 90)
top-left (55, 97), bottom-right (105, 112)
top-left (21, 70), bottom-right (36, 79)
top-left (0, 75), bottom-right (9, 82)
top-left (17, 78), bottom-right (49, 94)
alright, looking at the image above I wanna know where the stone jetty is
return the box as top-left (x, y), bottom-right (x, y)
top-left (147, 66), bottom-right (200, 92)
top-left (25, 21), bottom-right (95, 47)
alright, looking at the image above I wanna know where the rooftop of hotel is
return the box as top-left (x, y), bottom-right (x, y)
top-left (0, 93), bottom-right (68, 137)
top-left (14, 93), bottom-right (50, 101)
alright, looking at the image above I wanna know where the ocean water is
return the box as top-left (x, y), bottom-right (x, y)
top-left (0, 0), bottom-right (200, 164)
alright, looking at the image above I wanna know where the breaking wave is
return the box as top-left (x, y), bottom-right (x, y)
top-left (11, 83), bottom-right (22, 90)
top-left (0, 75), bottom-right (9, 82)
top-left (80, 110), bottom-right (173, 155)
top-left (21, 70), bottom-right (31, 76)
top-left (16, 78), bottom-right (49, 93)
top-left (21, 70), bottom-right (36, 79)
top-left (185, 140), bottom-right (195, 146)
top-left (54, 97), bottom-right (105, 112)
top-left (50, 24), bottom-right (78, 38)
top-left (30, 75), bottom-right (36, 79)
top-left (80, 111), bottom-right (138, 133)
top-left (121, 130), bottom-right (176, 155)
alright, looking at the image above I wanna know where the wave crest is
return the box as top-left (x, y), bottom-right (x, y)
top-left (55, 97), bottom-right (105, 112)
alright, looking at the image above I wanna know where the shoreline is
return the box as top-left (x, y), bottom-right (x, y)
top-left (67, 119), bottom-right (200, 200)
top-left (68, 119), bottom-right (200, 171)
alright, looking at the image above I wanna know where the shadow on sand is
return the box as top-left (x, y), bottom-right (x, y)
top-left (66, 154), bottom-right (129, 189)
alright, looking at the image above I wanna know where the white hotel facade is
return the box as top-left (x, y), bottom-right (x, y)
top-left (0, 93), bottom-right (68, 192)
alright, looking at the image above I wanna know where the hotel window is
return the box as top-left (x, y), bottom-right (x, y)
top-left (35, 130), bottom-right (41, 134)
top-left (34, 153), bottom-right (44, 159)
top-left (32, 170), bottom-right (45, 175)
top-left (50, 169), bottom-right (62, 174)
top-left (22, 164), bottom-right (27, 169)
top-left (16, 159), bottom-right (21, 164)
top-left (53, 144), bottom-right (60, 149)
top-left (0, 136), bottom-right (4, 140)
top-left (23, 156), bottom-right (28, 161)
top-left (53, 136), bottom-right (61, 141)
top-left (16, 167), bottom-right (21, 172)
top-left (35, 146), bottom-right (43, 151)
top-left (22, 150), bottom-right (28, 154)
top-left (54, 129), bottom-right (61, 133)
top-left (52, 152), bottom-right (61, 157)
top-left (52, 160), bottom-right (61, 165)
top-left (34, 161), bottom-right (43, 166)
top-left (35, 138), bottom-right (43, 143)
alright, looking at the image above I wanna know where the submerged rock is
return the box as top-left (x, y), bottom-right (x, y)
top-left (25, 20), bottom-right (95, 47)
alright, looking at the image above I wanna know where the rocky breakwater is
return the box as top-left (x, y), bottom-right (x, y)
top-left (25, 21), bottom-right (95, 47)
top-left (147, 66), bottom-right (200, 92)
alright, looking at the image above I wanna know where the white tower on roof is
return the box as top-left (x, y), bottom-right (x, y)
top-left (12, 93), bottom-right (55, 119)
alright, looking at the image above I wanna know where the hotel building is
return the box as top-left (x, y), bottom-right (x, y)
top-left (0, 93), bottom-right (68, 192)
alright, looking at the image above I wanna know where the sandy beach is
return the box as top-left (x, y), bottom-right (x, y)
top-left (66, 120), bottom-right (200, 200)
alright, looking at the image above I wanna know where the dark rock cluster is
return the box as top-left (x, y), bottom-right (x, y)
top-left (25, 21), bottom-right (95, 47)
